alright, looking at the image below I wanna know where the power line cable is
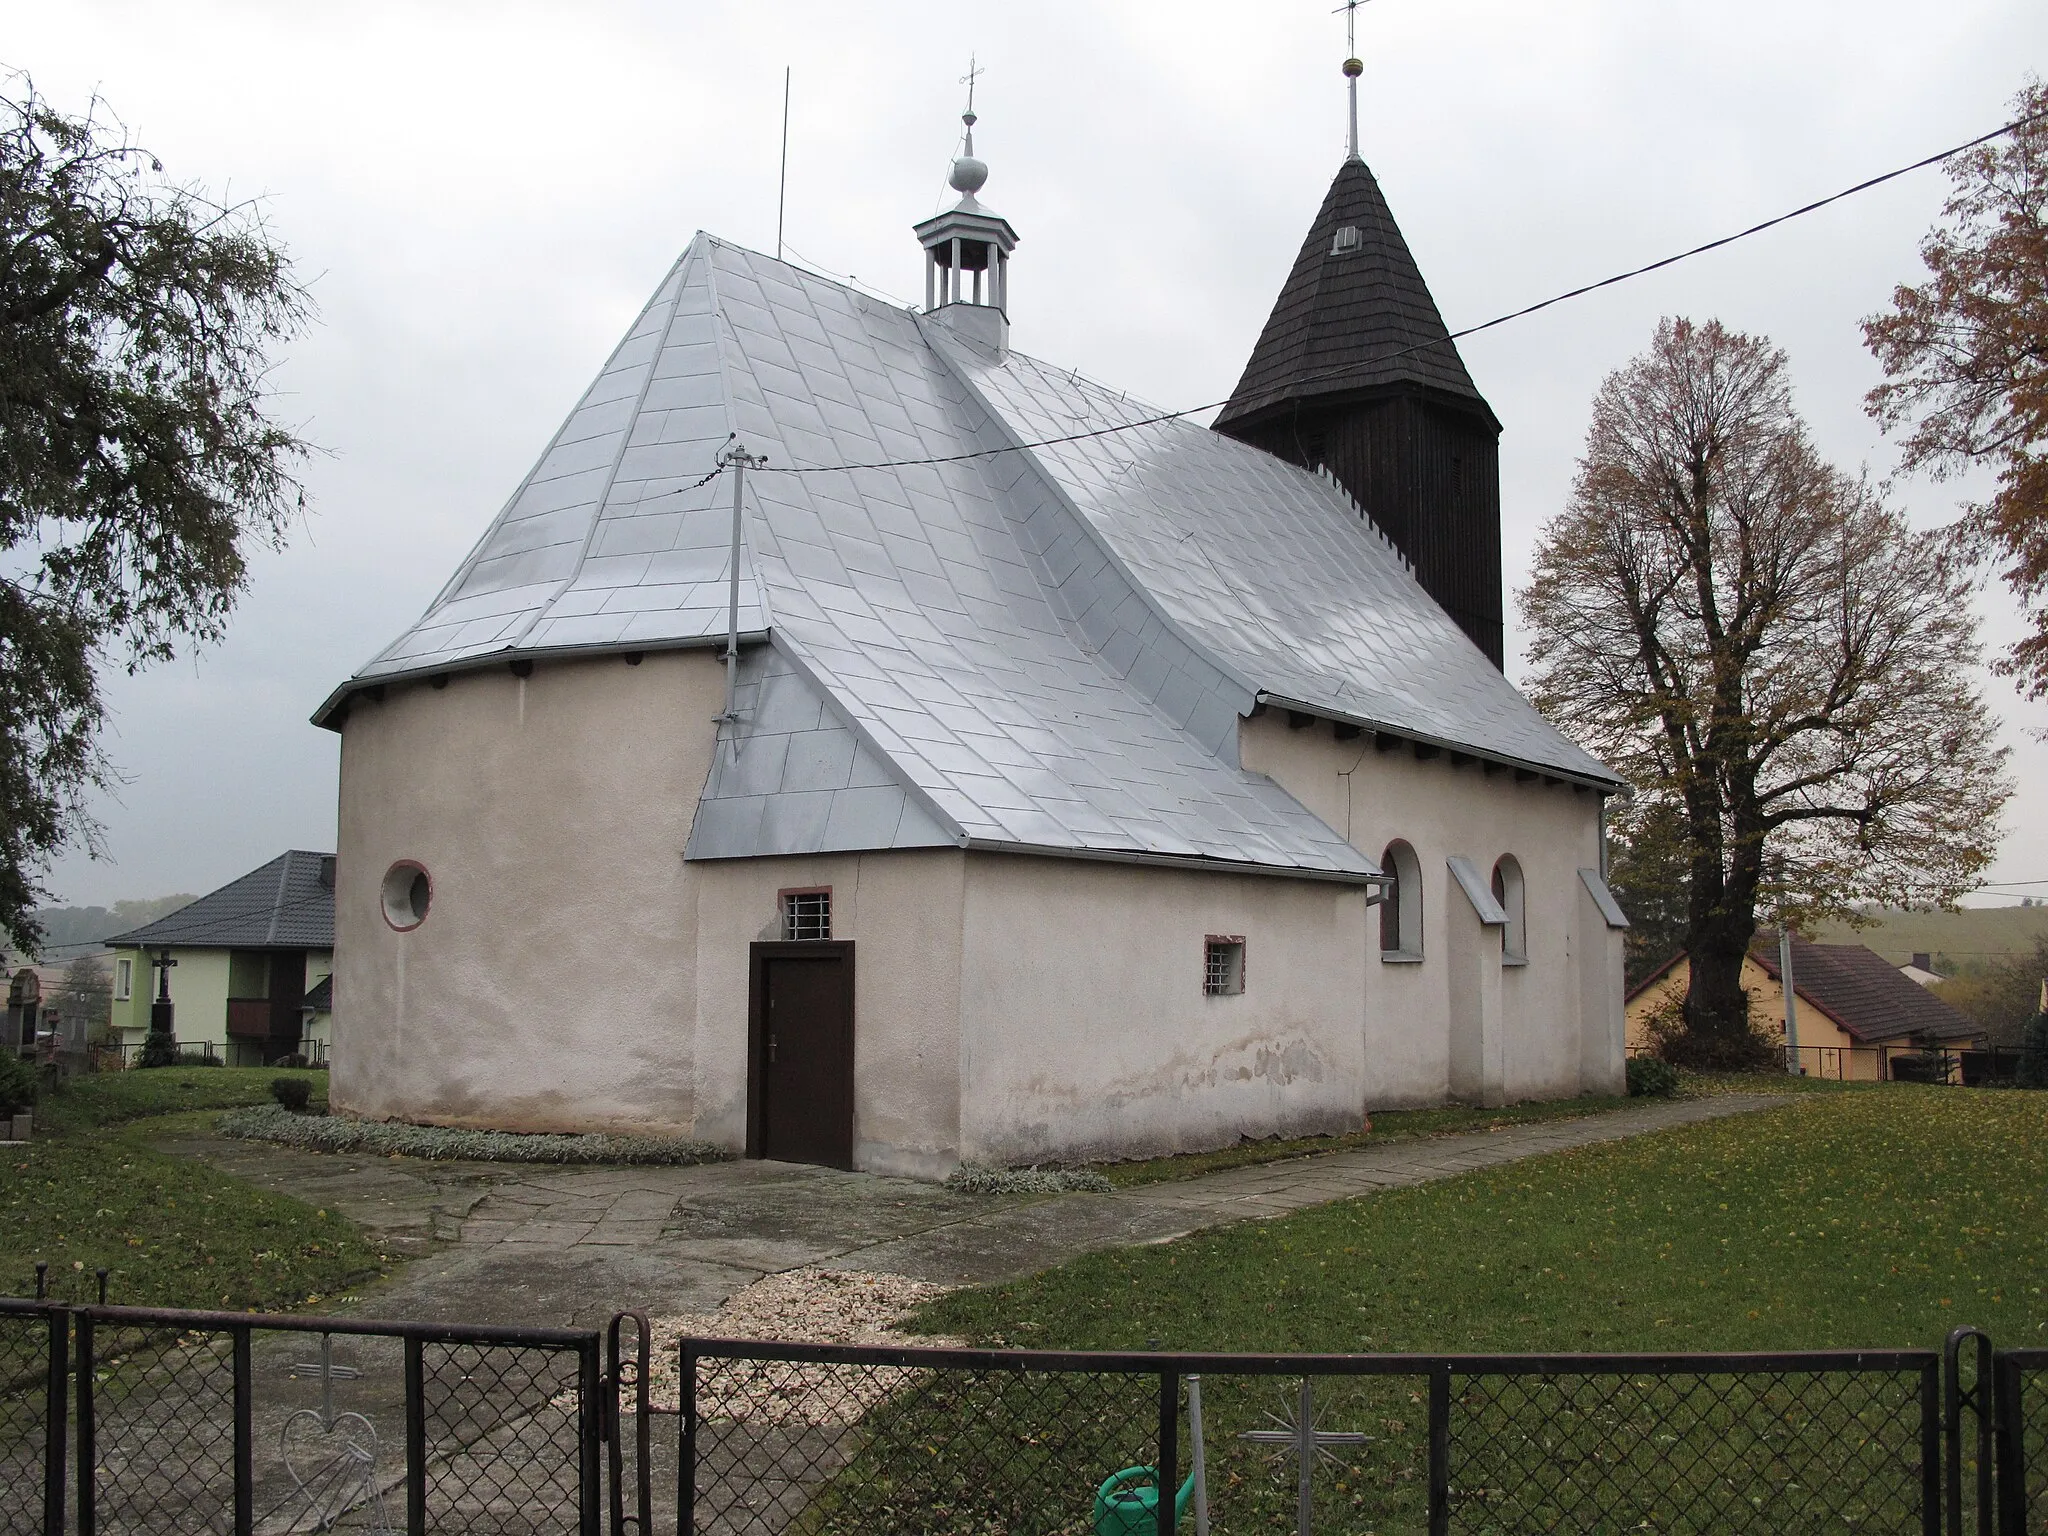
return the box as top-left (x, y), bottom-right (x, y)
top-left (752, 104), bottom-right (2048, 478)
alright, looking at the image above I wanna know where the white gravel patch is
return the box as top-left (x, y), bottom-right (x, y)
top-left (642, 1267), bottom-right (963, 1421)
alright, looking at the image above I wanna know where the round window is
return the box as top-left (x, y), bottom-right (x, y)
top-left (381, 861), bottom-right (432, 931)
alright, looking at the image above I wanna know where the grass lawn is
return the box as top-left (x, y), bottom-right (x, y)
top-left (2, 1068), bottom-right (391, 1310)
top-left (1080, 1068), bottom-right (1863, 1190)
top-left (781, 1086), bottom-right (2043, 1535)
top-left (918, 1086), bottom-right (2047, 1353)
top-left (1088, 1094), bottom-right (1639, 1188)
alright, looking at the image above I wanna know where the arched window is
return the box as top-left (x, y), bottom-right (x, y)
top-left (1379, 840), bottom-right (1424, 960)
top-left (1492, 855), bottom-right (1527, 964)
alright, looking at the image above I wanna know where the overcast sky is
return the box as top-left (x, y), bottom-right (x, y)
top-left (13, 0), bottom-right (2048, 909)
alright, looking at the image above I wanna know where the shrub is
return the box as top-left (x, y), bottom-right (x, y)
top-left (173, 1050), bottom-right (222, 1067)
top-left (1626, 1056), bottom-right (1681, 1099)
top-left (136, 1032), bottom-right (179, 1068)
top-left (2018, 1012), bottom-right (2048, 1090)
top-left (0, 1052), bottom-right (38, 1115)
top-left (270, 1077), bottom-right (312, 1113)
top-left (217, 1104), bottom-right (731, 1165)
top-left (945, 1164), bottom-right (1113, 1195)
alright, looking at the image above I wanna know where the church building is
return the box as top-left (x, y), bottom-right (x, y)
top-left (317, 83), bottom-right (1628, 1177)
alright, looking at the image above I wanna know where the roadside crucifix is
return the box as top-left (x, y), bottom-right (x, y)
top-left (1239, 1378), bottom-right (1371, 1536)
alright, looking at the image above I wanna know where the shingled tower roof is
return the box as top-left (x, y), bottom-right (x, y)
top-left (1213, 158), bottom-right (1496, 432)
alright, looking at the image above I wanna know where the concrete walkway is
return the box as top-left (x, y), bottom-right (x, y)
top-left (161, 1093), bottom-right (1785, 1329)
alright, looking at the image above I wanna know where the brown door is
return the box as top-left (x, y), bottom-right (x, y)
top-left (748, 942), bottom-right (855, 1168)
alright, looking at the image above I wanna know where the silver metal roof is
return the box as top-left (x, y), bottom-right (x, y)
top-left (328, 234), bottom-right (1615, 882)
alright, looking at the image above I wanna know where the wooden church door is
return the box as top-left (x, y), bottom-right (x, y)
top-left (747, 942), bottom-right (855, 1169)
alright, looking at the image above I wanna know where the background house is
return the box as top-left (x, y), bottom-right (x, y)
top-left (1899, 952), bottom-right (1946, 987)
top-left (106, 851), bottom-right (335, 1066)
top-left (1626, 934), bottom-right (1984, 1080)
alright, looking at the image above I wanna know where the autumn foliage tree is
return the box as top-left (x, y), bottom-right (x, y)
top-left (1523, 319), bottom-right (2009, 1066)
top-left (1865, 79), bottom-right (2048, 696)
top-left (0, 76), bottom-right (311, 952)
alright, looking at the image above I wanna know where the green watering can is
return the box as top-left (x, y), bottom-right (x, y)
top-left (1093, 1465), bottom-right (1196, 1535)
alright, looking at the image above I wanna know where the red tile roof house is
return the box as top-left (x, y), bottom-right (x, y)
top-left (1625, 934), bottom-right (1984, 1081)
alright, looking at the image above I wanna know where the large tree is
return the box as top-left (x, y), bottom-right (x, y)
top-left (1864, 80), bottom-right (2048, 697)
top-left (1523, 318), bottom-right (2009, 1065)
top-left (50, 953), bottom-right (112, 1037)
top-left (0, 77), bottom-right (310, 953)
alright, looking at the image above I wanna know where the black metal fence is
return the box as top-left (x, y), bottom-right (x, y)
top-left (1, 1299), bottom-right (601, 1536)
top-left (8, 1301), bottom-right (2048, 1535)
top-left (678, 1338), bottom-right (1946, 1535)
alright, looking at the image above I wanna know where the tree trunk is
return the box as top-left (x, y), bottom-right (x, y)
top-left (1677, 907), bottom-right (1777, 1070)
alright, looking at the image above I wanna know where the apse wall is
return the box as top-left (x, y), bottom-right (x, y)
top-left (331, 651), bottom-right (721, 1135)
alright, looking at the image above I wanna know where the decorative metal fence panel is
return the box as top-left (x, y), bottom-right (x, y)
top-left (677, 1339), bottom-right (1944, 1536)
top-left (74, 1305), bottom-right (602, 1536)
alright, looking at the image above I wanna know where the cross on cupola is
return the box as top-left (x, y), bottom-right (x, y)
top-left (913, 61), bottom-right (1019, 358)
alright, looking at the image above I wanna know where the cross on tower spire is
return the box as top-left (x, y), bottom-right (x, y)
top-left (960, 54), bottom-right (985, 121)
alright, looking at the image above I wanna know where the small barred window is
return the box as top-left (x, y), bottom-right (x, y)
top-left (1331, 224), bottom-right (1361, 255)
top-left (1204, 937), bottom-right (1245, 997)
top-left (782, 890), bottom-right (831, 941)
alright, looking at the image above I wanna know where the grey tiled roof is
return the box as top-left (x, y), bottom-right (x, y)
top-left (106, 851), bottom-right (336, 952)
top-left (1754, 938), bottom-right (1983, 1045)
top-left (329, 233), bottom-right (1615, 879)
top-left (1213, 157), bottom-right (1493, 431)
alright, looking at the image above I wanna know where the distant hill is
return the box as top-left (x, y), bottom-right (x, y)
top-left (21, 896), bottom-right (200, 962)
top-left (1808, 905), bottom-right (2048, 975)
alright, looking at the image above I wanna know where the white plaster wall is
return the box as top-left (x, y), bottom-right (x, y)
top-left (957, 853), bottom-right (1371, 1165)
top-left (331, 652), bottom-right (720, 1134)
top-left (690, 850), bottom-right (966, 1179)
top-left (1239, 714), bottom-right (1611, 1103)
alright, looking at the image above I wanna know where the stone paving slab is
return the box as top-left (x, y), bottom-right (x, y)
top-left (159, 1094), bottom-right (1790, 1327)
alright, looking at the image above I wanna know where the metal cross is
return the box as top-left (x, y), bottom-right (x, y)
top-left (286, 1333), bottom-right (364, 1429)
top-left (1333, 0), bottom-right (1373, 54)
top-left (960, 54), bottom-right (985, 117)
top-left (1239, 1378), bottom-right (1370, 1536)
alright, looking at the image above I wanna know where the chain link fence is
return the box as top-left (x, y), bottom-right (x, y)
top-left (1996, 1349), bottom-right (2048, 1536)
top-left (678, 1339), bottom-right (1947, 1536)
top-left (0, 1301), bottom-right (65, 1536)
top-left (10, 1294), bottom-right (2048, 1535)
top-left (68, 1305), bottom-right (601, 1536)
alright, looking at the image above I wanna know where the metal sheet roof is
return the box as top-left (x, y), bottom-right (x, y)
top-left (329, 233), bottom-right (1615, 880)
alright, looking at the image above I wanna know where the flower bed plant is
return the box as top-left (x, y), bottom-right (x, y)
top-left (944, 1163), bottom-right (1112, 1195)
top-left (216, 1103), bottom-right (730, 1166)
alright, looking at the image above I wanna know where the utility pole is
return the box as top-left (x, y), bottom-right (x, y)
top-left (1779, 927), bottom-right (1801, 1075)
top-left (715, 441), bottom-right (768, 730)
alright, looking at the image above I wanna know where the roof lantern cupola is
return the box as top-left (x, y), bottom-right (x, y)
top-left (913, 80), bottom-right (1019, 358)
